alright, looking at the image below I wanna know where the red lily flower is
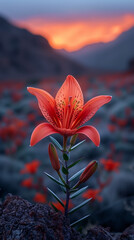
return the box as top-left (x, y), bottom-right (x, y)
top-left (27, 75), bottom-right (112, 146)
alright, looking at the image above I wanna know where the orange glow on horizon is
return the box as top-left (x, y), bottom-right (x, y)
top-left (16, 14), bottom-right (134, 51)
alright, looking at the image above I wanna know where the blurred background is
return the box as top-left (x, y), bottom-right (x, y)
top-left (0, 0), bottom-right (134, 232)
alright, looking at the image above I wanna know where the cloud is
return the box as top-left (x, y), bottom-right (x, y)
top-left (15, 14), bottom-right (134, 51)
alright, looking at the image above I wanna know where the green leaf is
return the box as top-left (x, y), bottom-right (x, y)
top-left (47, 187), bottom-right (64, 207)
top-left (49, 136), bottom-right (62, 151)
top-left (44, 172), bottom-right (64, 187)
top-left (63, 152), bottom-right (69, 161)
top-left (62, 166), bottom-right (68, 175)
top-left (59, 177), bottom-right (66, 193)
top-left (69, 140), bottom-right (86, 151)
top-left (68, 158), bottom-right (83, 169)
top-left (69, 167), bottom-right (85, 182)
top-left (58, 172), bottom-right (70, 189)
top-left (50, 202), bottom-right (59, 212)
top-left (70, 214), bottom-right (90, 227)
top-left (69, 198), bottom-right (92, 214)
top-left (70, 186), bottom-right (88, 199)
top-left (69, 188), bottom-right (79, 193)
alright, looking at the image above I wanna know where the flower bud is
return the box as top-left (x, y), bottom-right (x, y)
top-left (48, 143), bottom-right (60, 172)
top-left (70, 134), bottom-right (78, 146)
top-left (79, 160), bottom-right (98, 184)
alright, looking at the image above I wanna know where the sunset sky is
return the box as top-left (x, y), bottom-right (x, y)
top-left (0, 0), bottom-right (134, 51)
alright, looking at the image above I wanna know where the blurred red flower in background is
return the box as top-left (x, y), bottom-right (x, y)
top-left (0, 111), bottom-right (28, 155)
top-left (21, 177), bottom-right (33, 188)
top-left (20, 160), bottom-right (40, 174)
top-left (117, 119), bottom-right (127, 128)
top-left (33, 192), bottom-right (46, 203)
top-left (82, 188), bottom-right (103, 202)
top-left (27, 113), bottom-right (36, 122)
top-left (100, 158), bottom-right (121, 172)
top-left (108, 124), bottom-right (117, 132)
top-left (0, 112), bottom-right (27, 141)
top-left (0, 124), bottom-right (17, 140)
top-left (11, 92), bottom-right (22, 102)
top-left (51, 200), bottom-right (73, 213)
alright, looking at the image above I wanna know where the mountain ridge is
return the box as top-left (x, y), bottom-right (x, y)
top-left (0, 16), bottom-right (86, 80)
top-left (58, 27), bottom-right (134, 71)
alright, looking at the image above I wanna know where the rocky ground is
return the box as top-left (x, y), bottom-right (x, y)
top-left (0, 195), bottom-right (134, 240)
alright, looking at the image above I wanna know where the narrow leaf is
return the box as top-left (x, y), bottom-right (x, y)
top-left (59, 158), bottom-right (64, 166)
top-left (62, 166), bottom-right (68, 175)
top-left (44, 172), bottom-right (64, 186)
top-left (69, 188), bottom-right (79, 193)
top-left (70, 186), bottom-right (88, 199)
top-left (47, 187), bottom-right (64, 207)
top-left (49, 136), bottom-right (62, 151)
top-left (69, 140), bottom-right (86, 151)
top-left (50, 202), bottom-right (59, 212)
top-left (69, 167), bottom-right (85, 182)
top-left (59, 177), bottom-right (66, 193)
top-left (69, 198), bottom-right (92, 214)
top-left (70, 214), bottom-right (90, 227)
top-left (68, 158), bottom-right (83, 169)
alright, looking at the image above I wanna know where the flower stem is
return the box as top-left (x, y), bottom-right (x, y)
top-left (63, 136), bottom-right (70, 218)
top-left (65, 160), bottom-right (70, 218)
top-left (63, 136), bottom-right (68, 151)
top-left (58, 171), bottom-right (69, 188)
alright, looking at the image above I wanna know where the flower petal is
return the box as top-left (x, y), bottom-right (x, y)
top-left (72, 95), bottom-right (112, 128)
top-left (27, 87), bottom-right (60, 127)
top-left (30, 123), bottom-right (59, 146)
top-left (55, 75), bottom-right (84, 126)
top-left (54, 127), bottom-right (77, 136)
top-left (76, 125), bottom-right (100, 146)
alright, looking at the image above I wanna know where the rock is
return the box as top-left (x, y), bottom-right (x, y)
top-left (119, 225), bottom-right (134, 240)
top-left (86, 226), bottom-right (113, 240)
top-left (0, 194), bottom-right (134, 240)
top-left (0, 194), bottom-right (82, 240)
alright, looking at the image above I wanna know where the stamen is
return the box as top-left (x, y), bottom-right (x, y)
top-left (60, 96), bottom-right (83, 129)
top-left (73, 98), bottom-right (77, 104)
top-left (70, 107), bottom-right (83, 129)
top-left (74, 104), bottom-right (78, 110)
top-left (68, 96), bottom-right (72, 104)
